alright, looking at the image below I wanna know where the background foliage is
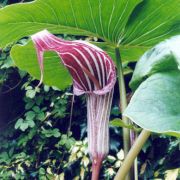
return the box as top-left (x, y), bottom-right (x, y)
top-left (0, 0), bottom-right (180, 179)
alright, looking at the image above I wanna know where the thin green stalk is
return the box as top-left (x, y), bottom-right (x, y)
top-left (114, 130), bottom-right (151, 180)
top-left (115, 47), bottom-right (131, 180)
top-left (130, 130), bottom-right (138, 180)
top-left (134, 158), bottom-right (138, 180)
top-left (115, 47), bottom-right (130, 155)
top-left (67, 94), bottom-right (74, 134)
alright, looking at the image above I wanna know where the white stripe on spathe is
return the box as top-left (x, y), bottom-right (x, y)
top-left (60, 52), bottom-right (92, 91)
top-left (83, 46), bottom-right (102, 88)
top-left (97, 93), bottom-right (108, 154)
top-left (34, 30), bottom-right (75, 46)
top-left (96, 52), bottom-right (106, 87)
top-left (74, 40), bottom-right (104, 52)
top-left (73, 47), bottom-right (97, 89)
top-left (87, 89), bottom-right (113, 159)
top-left (61, 63), bottom-right (87, 91)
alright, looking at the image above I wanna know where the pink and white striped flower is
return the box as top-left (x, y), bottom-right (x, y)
top-left (31, 30), bottom-right (116, 179)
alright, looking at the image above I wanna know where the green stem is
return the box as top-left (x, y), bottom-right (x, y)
top-left (115, 47), bottom-right (130, 155)
top-left (115, 47), bottom-right (131, 180)
top-left (130, 130), bottom-right (138, 180)
top-left (114, 130), bottom-right (151, 180)
top-left (134, 158), bottom-right (138, 180)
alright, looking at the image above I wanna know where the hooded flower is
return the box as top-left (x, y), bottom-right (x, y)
top-left (31, 30), bottom-right (116, 178)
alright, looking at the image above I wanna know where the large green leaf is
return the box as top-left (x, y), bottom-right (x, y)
top-left (0, 0), bottom-right (142, 47)
top-left (122, 0), bottom-right (180, 46)
top-left (0, 0), bottom-right (180, 47)
top-left (124, 71), bottom-right (180, 137)
top-left (130, 35), bottom-right (180, 90)
top-left (0, 0), bottom-right (180, 89)
top-left (125, 36), bottom-right (180, 137)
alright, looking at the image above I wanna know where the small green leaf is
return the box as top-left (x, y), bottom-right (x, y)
top-left (39, 168), bottom-right (46, 175)
top-left (65, 138), bottom-right (75, 149)
top-left (107, 155), bottom-right (116, 163)
top-left (32, 106), bottom-right (40, 113)
top-left (26, 89), bottom-right (36, 99)
top-left (15, 118), bottom-right (23, 129)
top-left (52, 129), bottom-right (61, 138)
top-left (44, 85), bottom-right (50, 92)
top-left (20, 122), bottom-right (29, 131)
top-left (25, 86), bottom-right (32, 90)
top-left (37, 112), bottom-right (45, 121)
top-left (8, 148), bottom-right (14, 157)
top-left (35, 96), bottom-right (43, 105)
top-left (1, 56), bottom-right (14, 69)
top-left (26, 111), bottom-right (35, 120)
top-left (25, 101), bottom-right (35, 110)
top-left (27, 119), bottom-right (35, 128)
top-left (110, 118), bottom-right (133, 129)
top-left (42, 128), bottom-right (61, 138)
top-left (59, 134), bottom-right (68, 145)
top-left (0, 152), bottom-right (9, 163)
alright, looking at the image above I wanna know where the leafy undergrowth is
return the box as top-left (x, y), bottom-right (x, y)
top-left (0, 41), bottom-right (179, 180)
top-left (0, 1), bottom-right (180, 179)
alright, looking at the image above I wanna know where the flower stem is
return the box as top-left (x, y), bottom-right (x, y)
top-left (114, 130), bottom-right (151, 180)
top-left (91, 158), bottom-right (103, 180)
top-left (130, 130), bottom-right (138, 180)
top-left (115, 47), bottom-right (131, 180)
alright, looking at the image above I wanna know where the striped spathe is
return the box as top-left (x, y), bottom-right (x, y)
top-left (31, 29), bottom-right (116, 168)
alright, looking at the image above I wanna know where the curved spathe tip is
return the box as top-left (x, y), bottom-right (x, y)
top-left (31, 29), bottom-right (116, 94)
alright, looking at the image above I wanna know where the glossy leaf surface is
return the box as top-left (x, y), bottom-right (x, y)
top-left (0, 0), bottom-right (142, 47)
top-left (0, 0), bottom-right (179, 89)
top-left (125, 36), bottom-right (180, 137)
top-left (125, 71), bottom-right (180, 137)
top-left (130, 35), bottom-right (180, 90)
top-left (1, 0), bottom-right (180, 47)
